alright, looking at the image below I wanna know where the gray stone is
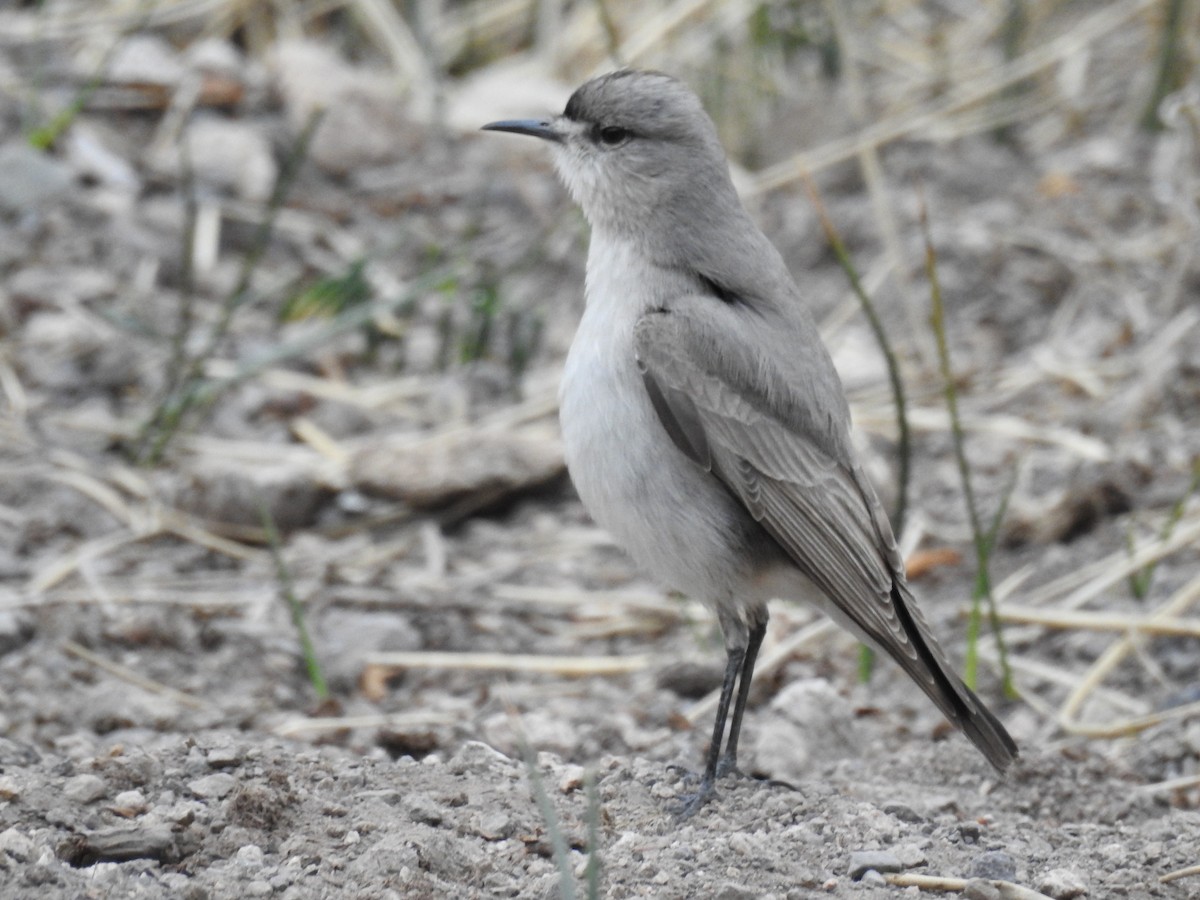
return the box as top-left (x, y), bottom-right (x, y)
top-left (407, 793), bottom-right (443, 826)
top-left (448, 740), bottom-right (514, 776)
top-left (112, 790), bottom-right (148, 813)
top-left (108, 33), bottom-right (185, 86)
top-left (143, 116), bottom-right (275, 202)
top-left (0, 611), bottom-right (34, 656)
top-left (271, 40), bottom-right (416, 175)
top-left (77, 824), bottom-right (174, 862)
top-left (969, 849), bottom-right (1017, 882)
top-left (882, 800), bottom-right (924, 823)
top-left (0, 827), bottom-right (36, 862)
top-left (1037, 868), bottom-right (1088, 899)
top-left (475, 810), bottom-right (513, 840)
top-left (64, 773), bottom-right (107, 804)
top-left (64, 125), bottom-right (140, 190)
top-left (205, 744), bottom-right (244, 769)
top-left (753, 679), bottom-right (863, 782)
top-left (236, 844), bottom-right (265, 867)
top-left (860, 869), bottom-right (888, 887)
top-left (0, 142), bottom-right (73, 214)
top-left (848, 849), bottom-right (903, 880)
top-left (348, 426), bottom-right (564, 510)
top-left (895, 844), bottom-right (928, 868)
top-left (318, 608), bottom-right (422, 691)
top-left (187, 773), bottom-right (237, 799)
top-left (169, 457), bottom-right (327, 530)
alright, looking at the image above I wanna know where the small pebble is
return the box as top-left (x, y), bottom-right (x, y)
top-left (205, 745), bottom-right (243, 768)
top-left (558, 764), bottom-right (586, 794)
top-left (407, 793), bottom-right (443, 826)
top-left (1037, 868), bottom-right (1088, 899)
top-left (64, 774), bottom-right (107, 804)
top-left (236, 844), bottom-right (264, 866)
top-left (969, 849), bottom-right (1017, 881)
top-left (882, 801), bottom-right (924, 823)
top-left (187, 773), bottom-right (237, 799)
top-left (860, 869), bottom-right (888, 887)
top-left (111, 790), bottom-right (148, 814)
top-left (475, 811), bottom-right (512, 840)
top-left (448, 741), bottom-right (512, 776)
top-left (848, 850), bottom-right (903, 880)
top-left (0, 827), bottom-right (36, 862)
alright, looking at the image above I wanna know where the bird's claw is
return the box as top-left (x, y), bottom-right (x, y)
top-left (671, 779), bottom-right (718, 819)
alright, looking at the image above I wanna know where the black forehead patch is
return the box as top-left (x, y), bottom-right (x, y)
top-left (563, 84), bottom-right (588, 122)
top-left (563, 70), bottom-right (645, 122)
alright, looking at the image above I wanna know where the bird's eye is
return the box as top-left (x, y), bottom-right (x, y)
top-left (597, 125), bottom-right (631, 146)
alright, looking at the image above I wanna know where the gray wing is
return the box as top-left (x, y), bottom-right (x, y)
top-left (634, 299), bottom-right (1017, 771)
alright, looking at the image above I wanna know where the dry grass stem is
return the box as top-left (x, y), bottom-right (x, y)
top-left (350, 0), bottom-right (427, 87)
top-left (30, 531), bottom-right (146, 594)
top-left (0, 0), bottom-right (227, 41)
top-left (364, 651), bottom-right (651, 676)
top-left (1063, 696), bottom-right (1200, 741)
top-left (1160, 863), bottom-right (1200, 884)
top-left (1139, 773), bottom-right (1200, 795)
top-left (992, 604), bottom-right (1200, 638)
top-left (1022, 511), bottom-right (1200, 610)
top-left (273, 711), bottom-right (461, 737)
top-left (885, 872), bottom-right (1057, 898)
top-left (1057, 572), bottom-right (1200, 731)
top-left (990, 653), bottom-right (1143, 715)
top-left (45, 468), bottom-right (137, 526)
top-left (609, 0), bottom-right (718, 69)
top-left (62, 639), bottom-right (210, 710)
top-left (750, 0), bottom-right (1160, 194)
top-left (289, 416), bottom-right (351, 465)
top-left (492, 583), bottom-right (674, 611)
top-left (825, 0), bottom-right (917, 348)
top-left (899, 407), bottom-right (1110, 461)
top-left (12, 583), bottom-right (263, 610)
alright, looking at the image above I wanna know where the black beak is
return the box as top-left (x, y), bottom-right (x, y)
top-left (481, 119), bottom-right (563, 143)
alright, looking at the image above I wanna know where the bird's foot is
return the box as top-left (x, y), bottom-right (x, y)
top-left (671, 776), bottom-right (718, 820)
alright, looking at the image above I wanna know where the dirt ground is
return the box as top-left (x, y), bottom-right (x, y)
top-left (2, 4), bottom-right (1200, 899)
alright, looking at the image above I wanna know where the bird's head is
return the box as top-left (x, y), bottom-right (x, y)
top-left (484, 70), bottom-right (738, 238)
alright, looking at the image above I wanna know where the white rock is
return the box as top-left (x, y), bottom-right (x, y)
top-left (1037, 868), bottom-right (1087, 899)
top-left (64, 773), bottom-right (107, 804)
top-left (269, 40), bottom-right (413, 175)
top-left (187, 773), bottom-right (237, 799)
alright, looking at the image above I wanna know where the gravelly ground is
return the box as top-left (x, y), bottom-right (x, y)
top-left (2, 6), bottom-right (1200, 899)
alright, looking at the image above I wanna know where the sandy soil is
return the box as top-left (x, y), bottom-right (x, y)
top-left (1, 6), bottom-right (1199, 899)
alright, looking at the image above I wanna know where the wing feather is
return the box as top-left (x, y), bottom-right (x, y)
top-left (634, 302), bottom-right (1017, 771)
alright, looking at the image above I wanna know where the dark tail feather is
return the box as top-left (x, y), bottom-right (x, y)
top-left (890, 584), bottom-right (1018, 772)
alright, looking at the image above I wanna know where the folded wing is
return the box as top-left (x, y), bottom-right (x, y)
top-left (634, 301), bottom-right (1017, 771)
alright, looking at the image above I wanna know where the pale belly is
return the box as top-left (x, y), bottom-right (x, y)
top-left (558, 299), bottom-right (771, 608)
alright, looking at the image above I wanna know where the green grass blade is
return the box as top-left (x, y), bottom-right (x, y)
top-left (918, 192), bottom-right (1014, 696)
top-left (259, 500), bottom-right (328, 701)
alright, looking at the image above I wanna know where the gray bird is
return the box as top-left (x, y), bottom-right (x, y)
top-left (484, 69), bottom-right (1017, 816)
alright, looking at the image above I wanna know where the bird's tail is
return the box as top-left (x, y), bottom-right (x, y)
top-left (889, 582), bottom-right (1018, 772)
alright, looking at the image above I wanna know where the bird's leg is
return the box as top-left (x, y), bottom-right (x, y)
top-left (673, 641), bottom-right (745, 818)
top-left (716, 617), bottom-right (766, 779)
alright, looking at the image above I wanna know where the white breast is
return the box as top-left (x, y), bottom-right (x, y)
top-left (558, 235), bottom-right (758, 605)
